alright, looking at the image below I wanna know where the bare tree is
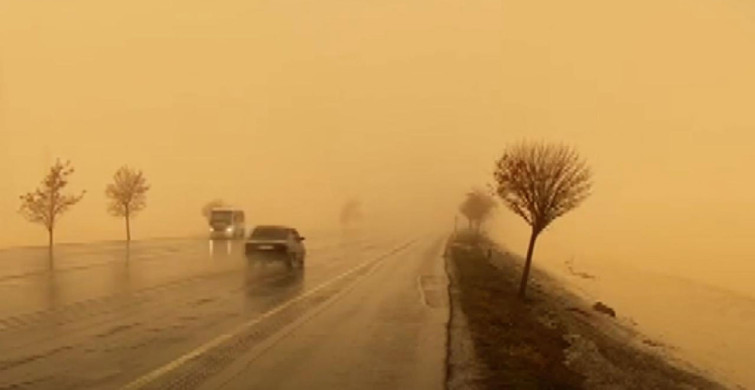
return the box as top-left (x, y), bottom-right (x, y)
top-left (19, 159), bottom-right (86, 254)
top-left (202, 199), bottom-right (227, 221)
top-left (106, 166), bottom-right (150, 242)
top-left (493, 142), bottom-right (592, 298)
top-left (339, 199), bottom-right (363, 227)
top-left (459, 188), bottom-right (497, 234)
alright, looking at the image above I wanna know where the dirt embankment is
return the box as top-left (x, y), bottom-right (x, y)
top-left (445, 232), bottom-right (727, 390)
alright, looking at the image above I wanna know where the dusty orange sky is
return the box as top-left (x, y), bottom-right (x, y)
top-left (1, 0), bottom-right (754, 295)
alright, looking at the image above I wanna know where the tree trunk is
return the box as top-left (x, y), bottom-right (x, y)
top-left (518, 228), bottom-right (539, 299)
top-left (125, 213), bottom-right (131, 243)
top-left (47, 228), bottom-right (54, 267)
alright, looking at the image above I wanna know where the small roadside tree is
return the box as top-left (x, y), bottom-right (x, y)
top-left (459, 189), bottom-right (497, 234)
top-left (202, 199), bottom-right (227, 221)
top-left (339, 199), bottom-right (363, 227)
top-left (493, 141), bottom-right (592, 299)
top-left (105, 166), bottom-right (150, 242)
top-left (19, 159), bottom-right (86, 255)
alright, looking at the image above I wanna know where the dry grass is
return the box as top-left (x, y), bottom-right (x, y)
top-left (446, 231), bottom-right (727, 390)
top-left (448, 233), bottom-right (583, 389)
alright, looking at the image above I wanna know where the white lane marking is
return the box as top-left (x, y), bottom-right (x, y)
top-left (201, 240), bottom-right (410, 390)
top-left (416, 275), bottom-right (429, 307)
top-left (119, 241), bottom-right (414, 390)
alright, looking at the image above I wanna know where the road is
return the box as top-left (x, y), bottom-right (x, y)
top-left (0, 229), bottom-right (448, 390)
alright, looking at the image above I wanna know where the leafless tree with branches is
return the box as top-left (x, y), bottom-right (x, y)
top-left (106, 166), bottom-right (150, 242)
top-left (459, 188), bottom-right (497, 234)
top-left (202, 199), bottom-right (228, 221)
top-left (19, 159), bottom-right (86, 256)
top-left (493, 141), bottom-right (592, 298)
top-left (340, 199), bottom-right (363, 227)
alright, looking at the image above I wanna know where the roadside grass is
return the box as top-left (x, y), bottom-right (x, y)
top-left (446, 230), bottom-right (729, 390)
top-left (448, 232), bottom-right (583, 390)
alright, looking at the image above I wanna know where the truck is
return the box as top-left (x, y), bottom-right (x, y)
top-left (208, 208), bottom-right (246, 239)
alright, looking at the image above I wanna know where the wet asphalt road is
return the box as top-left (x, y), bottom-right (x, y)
top-left (0, 230), bottom-right (448, 390)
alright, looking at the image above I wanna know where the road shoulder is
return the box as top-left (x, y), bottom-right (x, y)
top-left (445, 232), bottom-right (726, 390)
top-left (445, 241), bottom-right (485, 390)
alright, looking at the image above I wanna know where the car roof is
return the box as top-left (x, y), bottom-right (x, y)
top-left (253, 225), bottom-right (293, 231)
top-left (211, 208), bottom-right (243, 213)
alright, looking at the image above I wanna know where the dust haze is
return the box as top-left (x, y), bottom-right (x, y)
top-left (2, 0), bottom-right (755, 298)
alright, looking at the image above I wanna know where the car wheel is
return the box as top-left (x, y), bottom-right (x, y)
top-left (245, 253), bottom-right (259, 268)
top-left (285, 253), bottom-right (296, 269)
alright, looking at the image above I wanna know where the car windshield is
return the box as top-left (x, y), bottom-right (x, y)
top-left (210, 210), bottom-right (232, 223)
top-left (250, 227), bottom-right (288, 240)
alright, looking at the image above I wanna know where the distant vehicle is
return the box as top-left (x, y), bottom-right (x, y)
top-left (245, 225), bottom-right (306, 268)
top-left (209, 208), bottom-right (246, 239)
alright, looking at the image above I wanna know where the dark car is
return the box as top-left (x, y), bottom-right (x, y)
top-left (245, 225), bottom-right (306, 268)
